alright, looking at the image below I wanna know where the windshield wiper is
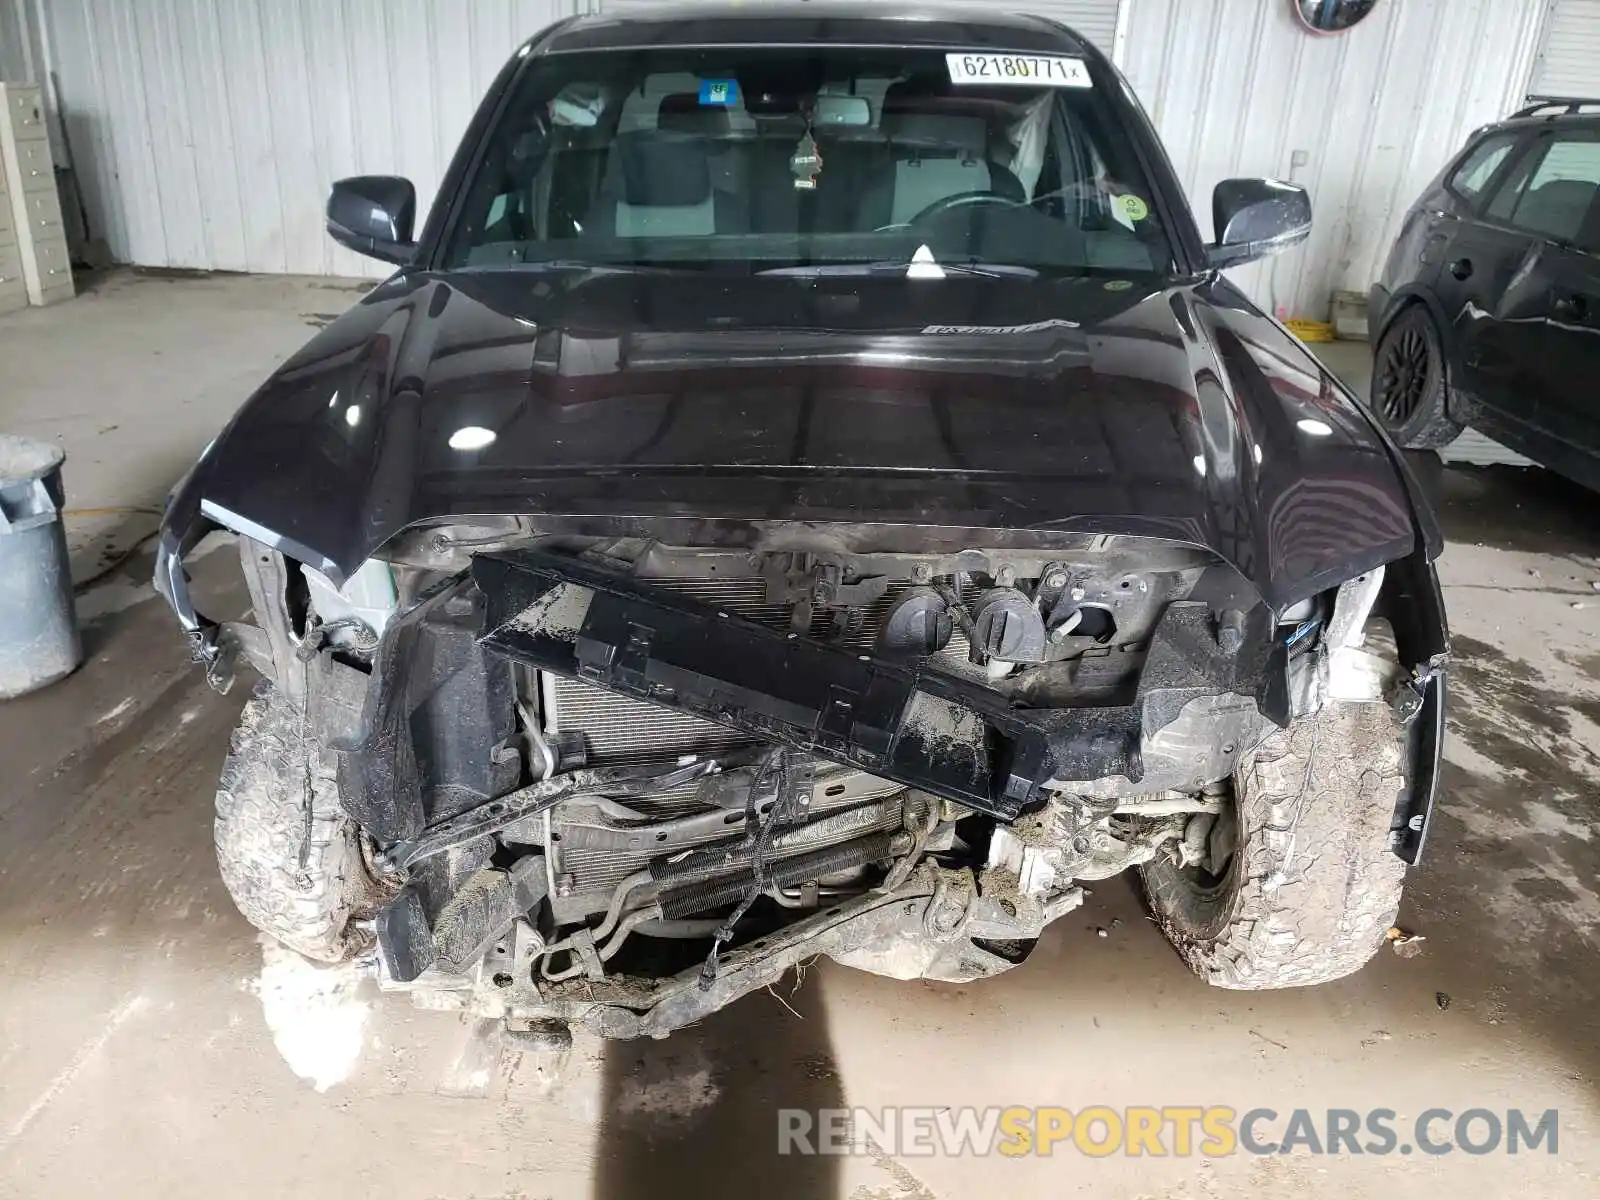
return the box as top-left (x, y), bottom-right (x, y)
top-left (758, 261), bottom-right (1038, 279)
top-left (472, 259), bottom-right (705, 275)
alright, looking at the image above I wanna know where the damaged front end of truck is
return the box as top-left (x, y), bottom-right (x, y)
top-left (157, 490), bottom-right (1445, 1038)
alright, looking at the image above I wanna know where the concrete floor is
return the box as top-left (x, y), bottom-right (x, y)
top-left (2, 271), bottom-right (1599, 1199)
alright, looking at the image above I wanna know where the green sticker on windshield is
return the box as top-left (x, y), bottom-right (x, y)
top-left (1115, 194), bottom-right (1149, 222)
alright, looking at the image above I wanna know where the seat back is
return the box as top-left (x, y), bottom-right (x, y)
top-left (853, 83), bottom-right (1007, 227)
top-left (601, 131), bottom-right (718, 237)
top-left (882, 110), bottom-right (994, 225)
top-left (657, 92), bottom-right (745, 198)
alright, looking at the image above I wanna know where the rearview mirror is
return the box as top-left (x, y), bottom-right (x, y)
top-left (327, 176), bottom-right (417, 265)
top-left (1207, 178), bottom-right (1312, 269)
top-left (814, 95), bottom-right (872, 128)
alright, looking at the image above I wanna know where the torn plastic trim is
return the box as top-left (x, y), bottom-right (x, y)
top-left (1371, 540), bottom-right (1448, 865)
top-left (323, 571), bottom-right (520, 845)
top-left (1390, 667), bottom-right (1445, 866)
top-left (1389, 653), bottom-right (1447, 724)
top-left (152, 523), bottom-right (225, 682)
top-left (155, 495), bottom-right (352, 694)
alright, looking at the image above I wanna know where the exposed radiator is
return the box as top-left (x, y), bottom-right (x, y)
top-left (539, 577), bottom-right (774, 777)
top-left (535, 573), bottom-right (926, 910)
top-left (543, 673), bottom-right (750, 772)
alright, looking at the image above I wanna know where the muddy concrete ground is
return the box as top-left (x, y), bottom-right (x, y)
top-left (2, 276), bottom-right (1598, 1198)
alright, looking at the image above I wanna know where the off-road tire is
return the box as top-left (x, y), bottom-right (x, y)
top-left (1141, 702), bottom-right (1408, 989)
top-left (1371, 304), bottom-right (1462, 450)
top-left (214, 684), bottom-right (382, 962)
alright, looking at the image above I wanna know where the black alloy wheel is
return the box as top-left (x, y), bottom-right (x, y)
top-left (1374, 319), bottom-right (1431, 424)
top-left (1367, 305), bottom-right (1461, 449)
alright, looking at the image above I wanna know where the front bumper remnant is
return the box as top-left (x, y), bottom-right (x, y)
top-left (471, 549), bottom-right (1270, 821)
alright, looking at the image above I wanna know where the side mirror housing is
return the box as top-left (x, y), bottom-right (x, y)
top-left (327, 176), bottom-right (417, 265)
top-left (1207, 178), bottom-right (1312, 269)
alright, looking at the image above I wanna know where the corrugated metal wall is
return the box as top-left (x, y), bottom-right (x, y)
top-left (35, 0), bottom-right (1131, 279)
top-left (1529, 0), bottom-right (1600, 97)
top-left (39, 0), bottom-right (579, 277)
top-left (1005, 0), bottom-right (1124, 53)
top-left (27, 0), bottom-right (1552, 312)
top-left (0, 0), bottom-right (33, 81)
top-left (600, 0), bottom-right (1123, 47)
top-left (1123, 0), bottom-right (1546, 319)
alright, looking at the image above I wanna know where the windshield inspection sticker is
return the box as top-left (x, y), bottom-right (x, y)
top-left (699, 79), bottom-right (739, 106)
top-left (946, 53), bottom-right (1092, 88)
top-left (1115, 194), bottom-right (1150, 222)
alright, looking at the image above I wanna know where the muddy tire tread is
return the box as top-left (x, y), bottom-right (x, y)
top-left (213, 684), bottom-right (376, 963)
top-left (1143, 702), bottom-right (1408, 989)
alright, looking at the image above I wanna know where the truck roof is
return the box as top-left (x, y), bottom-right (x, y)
top-left (537, 2), bottom-right (1094, 57)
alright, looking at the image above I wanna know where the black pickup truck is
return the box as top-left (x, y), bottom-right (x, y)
top-left (156, 2), bottom-right (1447, 1039)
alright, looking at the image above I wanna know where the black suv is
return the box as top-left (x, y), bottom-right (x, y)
top-left (1370, 99), bottom-right (1600, 481)
top-left (156, 3), bottom-right (1446, 1040)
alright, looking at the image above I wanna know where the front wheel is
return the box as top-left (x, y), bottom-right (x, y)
top-left (1371, 305), bottom-right (1462, 449)
top-left (214, 685), bottom-right (387, 962)
top-left (1141, 702), bottom-right (1408, 989)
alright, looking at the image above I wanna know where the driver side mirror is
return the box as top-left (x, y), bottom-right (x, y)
top-left (327, 176), bottom-right (417, 265)
top-left (1207, 178), bottom-right (1312, 269)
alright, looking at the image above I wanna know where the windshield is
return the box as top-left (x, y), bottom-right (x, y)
top-left (442, 46), bottom-right (1172, 277)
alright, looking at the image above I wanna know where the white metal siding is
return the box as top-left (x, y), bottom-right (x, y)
top-left (39, 0), bottom-right (578, 276)
top-left (1016, 3), bottom-right (1122, 53)
top-left (1122, 0), bottom-right (1546, 319)
top-left (0, 0), bottom-right (32, 81)
top-left (1530, 0), bottom-right (1600, 97)
top-left (30, 0), bottom-right (1546, 293)
top-left (1441, 429), bottom-right (1536, 467)
top-left (596, 1), bottom-right (1123, 53)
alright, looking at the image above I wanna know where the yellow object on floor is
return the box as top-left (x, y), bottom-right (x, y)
top-left (1285, 318), bottom-right (1335, 342)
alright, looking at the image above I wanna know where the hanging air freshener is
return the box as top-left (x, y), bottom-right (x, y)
top-left (791, 130), bottom-right (823, 190)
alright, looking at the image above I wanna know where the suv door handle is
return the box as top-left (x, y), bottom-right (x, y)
top-left (1553, 293), bottom-right (1590, 321)
top-left (1449, 258), bottom-right (1474, 281)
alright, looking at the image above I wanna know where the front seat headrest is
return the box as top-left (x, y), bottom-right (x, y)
top-left (658, 93), bottom-right (732, 138)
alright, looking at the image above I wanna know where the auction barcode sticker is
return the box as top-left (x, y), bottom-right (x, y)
top-left (946, 53), bottom-right (1092, 87)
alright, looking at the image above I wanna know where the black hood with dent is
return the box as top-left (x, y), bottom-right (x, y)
top-left (164, 267), bottom-right (1433, 612)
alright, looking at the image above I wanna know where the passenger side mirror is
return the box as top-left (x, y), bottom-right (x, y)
top-left (327, 176), bottom-right (418, 265)
top-left (1207, 178), bottom-right (1312, 269)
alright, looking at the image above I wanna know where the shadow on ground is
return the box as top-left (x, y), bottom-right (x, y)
top-left (1417, 460), bottom-right (1600, 559)
top-left (594, 972), bottom-right (843, 1200)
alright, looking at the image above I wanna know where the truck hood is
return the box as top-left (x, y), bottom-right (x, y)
top-left (165, 267), bottom-right (1427, 611)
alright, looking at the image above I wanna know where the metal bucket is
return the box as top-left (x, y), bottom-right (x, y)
top-left (0, 435), bottom-right (82, 698)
